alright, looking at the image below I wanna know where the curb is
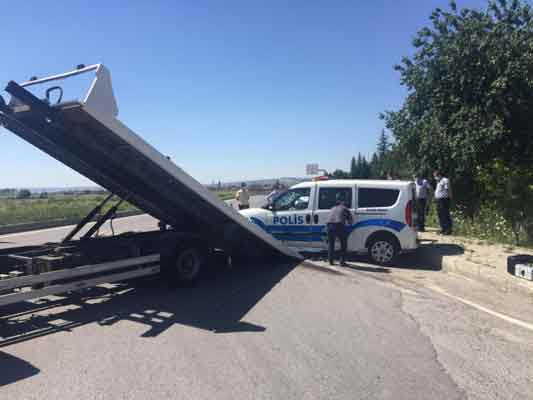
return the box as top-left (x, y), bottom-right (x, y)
top-left (0, 210), bottom-right (144, 236)
top-left (441, 256), bottom-right (533, 296)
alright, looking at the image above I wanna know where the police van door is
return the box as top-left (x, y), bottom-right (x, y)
top-left (312, 186), bottom-right (356, 251)
top-left (267, 185), bottom-right (317, 249)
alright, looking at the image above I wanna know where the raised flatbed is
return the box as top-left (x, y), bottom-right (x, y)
top-left (0, 64), bottom-right (300, 260)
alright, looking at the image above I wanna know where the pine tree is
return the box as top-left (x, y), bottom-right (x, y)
top-left (377, 130), bottom-right (390, 160)
top-left (370, 153), bottom-right (379, 178)
top-left (350, 156), bottom-right (357, 178)
top-left (361, 156), bottom-right (371, 178)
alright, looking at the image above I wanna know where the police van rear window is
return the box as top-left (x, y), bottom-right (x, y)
top-left (318, 188), bottom-right (353, 209)
top-left (358, 188), bottom-right (400, 208)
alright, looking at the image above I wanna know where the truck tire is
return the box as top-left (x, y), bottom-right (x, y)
top-left (163, 246), bottom-right (205, 286)
top-left (367, 233), bottom-right (399, 265)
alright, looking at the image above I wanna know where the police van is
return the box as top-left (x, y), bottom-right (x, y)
top-left (241, 179), bottom-right (418, 264)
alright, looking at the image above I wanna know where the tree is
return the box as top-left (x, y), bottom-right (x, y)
top-left (350, 156), bottom-right (357, 178)
top-left (370, 153), bottom-right (380, 178)
top-left (382, 0), bottom-right (533, 239)
top-left (376, 130), bottom-right (390, 160)
top-left (360, 156), bottom-right (372, 179)
top-left (16, 189), bottom-right (31, 199)
top-left (331, 169), bottom-right (350, 179)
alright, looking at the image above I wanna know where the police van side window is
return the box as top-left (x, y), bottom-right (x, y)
top-left (318, 188), bottom-right (352, 209)
top-left (274, 188), bottom-right (311, 211)
top-left (358, 188), bottom-right (400, 208)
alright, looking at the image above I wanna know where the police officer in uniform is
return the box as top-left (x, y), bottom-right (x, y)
top-left (433, 170), bottom-right (453, 235)
top-left (327, 194), bottom-right (353, 266)
top-left (414, 174), bottom-right (431, 232)
top-left (235, 183), bottom-right (250, 210)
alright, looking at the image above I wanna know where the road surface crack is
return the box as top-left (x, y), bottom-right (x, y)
top-left (396, 286), bottom-right (467, 400)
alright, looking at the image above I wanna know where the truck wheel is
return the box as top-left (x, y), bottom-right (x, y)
top-left (164, 247), bottom-right (204, 286)
top-left (368, 235), bottom-right (398, 265)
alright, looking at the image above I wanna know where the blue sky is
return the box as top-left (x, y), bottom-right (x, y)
top-left (0, 0), bottom-right (489, 187)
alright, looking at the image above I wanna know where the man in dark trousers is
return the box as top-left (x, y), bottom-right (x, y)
top-left (327, 194), bottom-right (353, 266)
top-left (433, 169), bottom-right (453, 235)
top-left (414, 174), bottom-right (431, 232)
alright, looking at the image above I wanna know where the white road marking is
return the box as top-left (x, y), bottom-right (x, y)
top-left (428, 284), bottom-right (533, 332)
top-left (303, 260), bottom-right (533, 332)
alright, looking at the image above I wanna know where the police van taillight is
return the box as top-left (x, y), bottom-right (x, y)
top-left (405, 200), bottom-right (413, 227)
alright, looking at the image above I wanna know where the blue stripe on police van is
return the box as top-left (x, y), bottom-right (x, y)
top-left (349, 219), bottom-right (406, 233)
top-left (272, 234), bottom-right (322, 242)
top-left (269, 225), bottom-right (324, 234)
top-left (250, 217), bottom-right (406, 242)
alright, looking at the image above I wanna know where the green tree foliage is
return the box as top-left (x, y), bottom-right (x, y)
top-left (331, 169), bottom-right (350, 179)
top-left (383, 0), bottom-right (533, 242)
top-left (16, 189), bottom-right (31, 199)
top-left (376, 130), bottom-right (390, 159)
top-left (350, 156), bottom-right (357, 178)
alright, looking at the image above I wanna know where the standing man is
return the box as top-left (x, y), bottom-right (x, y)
top-left (327, 194), bottom-right (353, 266)
top-left (235, 183), bottom-right (250, 210)
top-left (414, 174), bottom-right (430, 232)
top-left (266, 183), bottom-right (283, 206)
top-left (433, 170), bottom-right (452, 235)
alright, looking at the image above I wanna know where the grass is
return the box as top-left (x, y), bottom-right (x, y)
top-left (0, 189), bottom-right (257, 227)
top-left (0, 194), bottom-right (138, 226)
top-left (214, 191), bottom-right (235, 201)
top-left (426, 203), bottom-right (533, 249)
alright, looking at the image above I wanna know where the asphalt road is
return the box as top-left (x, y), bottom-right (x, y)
top-left (1, 200), bottom-right (532, 399)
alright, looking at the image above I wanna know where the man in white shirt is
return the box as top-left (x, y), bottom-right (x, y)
top-left (235, 183), bottom-right (250, 210)
top-left (414, 174), bottom-right (431, 232)
top-left (433, 170), bottom-right (452, 235)
top-left (266, 183), bottom-right (283, 206)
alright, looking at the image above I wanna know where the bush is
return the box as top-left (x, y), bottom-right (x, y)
top-left (427, 203), bottom-right (532, 247)
top-left (16, 189), bottom-right (31, 199)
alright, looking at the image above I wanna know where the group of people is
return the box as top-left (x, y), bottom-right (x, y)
top-left (326, 170), bottom-right (453, 266)
top-left (414, 170), bottom-right (452, 235)
top-left (234, 182), bottom-right (284, 210)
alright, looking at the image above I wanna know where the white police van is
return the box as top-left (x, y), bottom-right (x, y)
top-left (241, 179), bottom-right (418, 264)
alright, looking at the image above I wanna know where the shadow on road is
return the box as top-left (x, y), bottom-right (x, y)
top-left (394, 242), bottom-right (464, 271)
top-left (0, 351), bottom-right (40, 386)
top-left (0, 258), bottom-right (298, 348)
top-left (304, 241), bottom-right (464, 273)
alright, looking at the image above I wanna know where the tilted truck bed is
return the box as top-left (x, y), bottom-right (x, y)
top-left (0, 64), bottom-right (300, 260)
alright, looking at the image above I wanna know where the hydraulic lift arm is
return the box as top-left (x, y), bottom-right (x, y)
top-left (61, 193), bottom-right (114, 243)
top-left (81, 197), bottom-right (126, 240)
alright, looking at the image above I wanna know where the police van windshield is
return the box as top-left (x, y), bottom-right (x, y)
top-left (273, 188), bottom-right (310, 211)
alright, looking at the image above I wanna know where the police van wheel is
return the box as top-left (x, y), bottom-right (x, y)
top-left (368, 236), bottom-right (398, 265)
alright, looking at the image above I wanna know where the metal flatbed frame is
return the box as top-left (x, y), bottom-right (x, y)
top-left (0, 64), bottom-right (300, 308)
top-left (0, 64), bottom-right (298, 259)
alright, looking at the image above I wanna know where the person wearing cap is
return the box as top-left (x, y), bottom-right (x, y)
top-left (326, 194), bottom-right (353, 266)
top-left (235, 182), bottom-right (250, 210)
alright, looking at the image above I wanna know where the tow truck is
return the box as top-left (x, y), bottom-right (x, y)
top-left (0, 64), bottom-right (300, 308)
